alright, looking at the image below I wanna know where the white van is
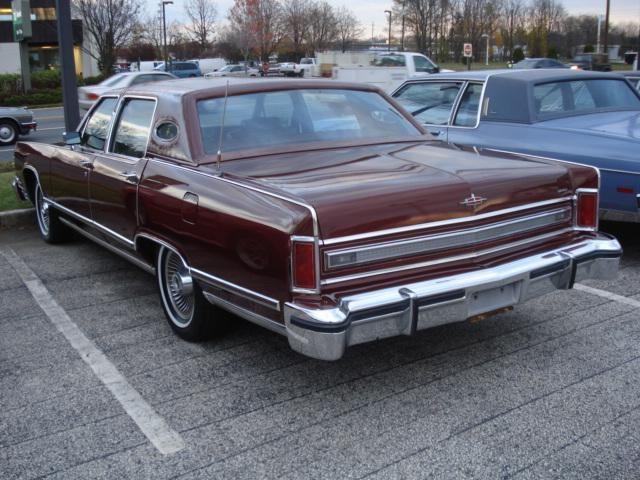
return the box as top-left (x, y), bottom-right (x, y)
top-left (190, 58), bottom-right (227, 75)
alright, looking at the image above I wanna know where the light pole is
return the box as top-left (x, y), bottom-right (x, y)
top-left (162, 1), bottom-right (173, 69)
top-left (384, 10), bottom-right (392, 52)
top-left (400, 1), bottom-right (406, 52)
top-left (481, 33), bottom-right (489, 66)
top-left (603, 0), bottom-right (610, 55)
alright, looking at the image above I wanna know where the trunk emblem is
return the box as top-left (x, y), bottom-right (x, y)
top-left (460, 193), bottom-right (487, 208)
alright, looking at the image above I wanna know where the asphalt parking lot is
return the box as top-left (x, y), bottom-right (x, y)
top-left (0, 107), bottom-right (65, 164)
top-left (1, 220), bottom-right (640, 479)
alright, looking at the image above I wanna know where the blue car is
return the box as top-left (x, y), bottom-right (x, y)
top-left (155, 61), bottom-right (201, 78)
top-left (391, 69), bottom-right (640, 223)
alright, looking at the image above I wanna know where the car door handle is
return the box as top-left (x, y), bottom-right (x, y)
top-left (429, 130), bottom-right (443, 136)
top-left (79, 159), bottom-right (93, 169)
top-left (118, 171), bottom-right (138, 182)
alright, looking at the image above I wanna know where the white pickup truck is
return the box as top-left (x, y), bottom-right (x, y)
top-left (280, 58), bottom-right (316, 77)
top-left (326, 51), bottom-right (450, 92)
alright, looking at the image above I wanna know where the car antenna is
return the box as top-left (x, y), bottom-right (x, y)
top-left (216, 80), bottom-right (229, 171)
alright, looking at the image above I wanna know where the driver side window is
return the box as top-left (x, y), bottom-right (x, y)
top-left (394, 82), bottom-right (462, 125)
top-left (81, 97), bottom-right (117, 151)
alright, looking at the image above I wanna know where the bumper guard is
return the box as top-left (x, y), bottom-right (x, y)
top-left (284, 234), bottom-right (621, 361)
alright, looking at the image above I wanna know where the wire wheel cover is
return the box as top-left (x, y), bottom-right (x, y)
top-left (36, 186), bottom-right (50, 235)
top-left (163, 249), bottom-right (195, 326)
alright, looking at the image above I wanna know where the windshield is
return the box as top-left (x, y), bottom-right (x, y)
top-left (101, 74), bottom-right (130, 87)
top-left (514, 59), bottom-right (537, 69)
top-left (197, 89), bottom-right (421, 154)
top-left (300, 58), bottom-right (313, 64)
top-left (533, 79), bottom-right (640, 119)
top-left (219, 65), bottom-right (234, 72)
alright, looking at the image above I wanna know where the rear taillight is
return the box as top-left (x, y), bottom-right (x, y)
top-left (576, 189), bottom-right (598, 230)
top-left (291, 238), bottom-right (317, 292)
top-left (87, 93), bottom-right (99, 100)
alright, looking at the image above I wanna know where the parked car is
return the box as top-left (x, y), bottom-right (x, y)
top-left (569, 53), bottom-right (611, 71)
top-left (190, 58), bottom-right (226, 75)
top-left (620, 71), bottom-right (640, 91)
top-left (280, 58), bottom-right (316, 77)
top-left (205, 65), bottom-right (260, 77)
top-left (0, 106), bottom-right (36, 146)
top-left (391, 69), bottom-right (640, 222)
top-left (11, 78), bottom-right (621, 360)
top-left (512, 58), bottom-right (568, 69)
top-left (78, 72), bottom-right (176, 113)
top-left (155, 61), bottom-right (202, 78)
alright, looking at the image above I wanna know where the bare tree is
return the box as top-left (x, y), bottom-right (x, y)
top-left (527, 0), bottom-right (565, 56)
top-left (335, 6), bottom-right (362, 52)
top-left (501, 0), bottom-right (526, 60)
top-left (184, 0), bottom-right (217, 54)
top-left (229, 0), bottom-right (283, 62)
top-left (305, 1), bottom-right (337, 54)
top-left (281, 0), bottom-right (311, 58)
top-left (73, 0), bottom-right (142, 75)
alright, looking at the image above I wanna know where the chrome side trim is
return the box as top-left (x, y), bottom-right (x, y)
top-left (149, 157), bottom-right (322, 293)
top-left (323, 196), bottom-right (574, 246)
top-left (203, 292), bottom-right (286, 336)
top-left (322, 228), bottom-right (574, 286)
top-left (191, 268), bottom-right (281, 312)
top-left (324, 207), bottom-right (572, 269)
top-left (59, 217), bottom-right (155, 275)
top-left (45, 196), bottom-right (135, 247)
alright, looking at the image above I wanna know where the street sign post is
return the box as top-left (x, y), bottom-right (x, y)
top-left (11, 0), bottom-right (31, 91)
top-left (463, 43), bottom-right (472, 70)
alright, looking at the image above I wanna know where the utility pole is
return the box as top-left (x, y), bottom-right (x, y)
top-left (384, 10), bottom-right (392, 52)
top-left (162, 1), bottom-right (173, 68)
top-left (482, 33), bottom-right (489, 66)
top-left (55, 0), bottom-right (80, 132)
top-left (603, 0), bottom-right (610, 55)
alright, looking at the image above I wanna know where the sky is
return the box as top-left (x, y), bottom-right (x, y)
top-left (157, 0), bottom-right (640, 40)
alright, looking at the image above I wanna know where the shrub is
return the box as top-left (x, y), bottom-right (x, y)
top-left (512, 48), bottom-right (525, 63)
top-left (31, 69), bottom-right (61, 89)
top-left (546, 47), bottom-right (559, 59)
top-left (0, 73), bottom-right (22, 95)
top-left (83, 74), bottom-right (107, 86)
top-left (584, 44), bottom-right (595, 53)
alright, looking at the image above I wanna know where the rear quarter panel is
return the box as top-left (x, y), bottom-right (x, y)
top-left (138, 160), bottom-right (313, 310)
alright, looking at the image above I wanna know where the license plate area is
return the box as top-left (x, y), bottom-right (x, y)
top-left (467, 282), bottom-right (522, 317)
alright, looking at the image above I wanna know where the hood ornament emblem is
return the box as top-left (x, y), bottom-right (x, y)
top-left (460, 193), bottom-right (487, 209)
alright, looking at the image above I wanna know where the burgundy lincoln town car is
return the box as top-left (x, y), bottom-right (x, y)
top-left (11, 78), bottom-right (621, 360)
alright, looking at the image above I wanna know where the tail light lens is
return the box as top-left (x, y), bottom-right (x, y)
top-left (87, 92), bottom-right (99, 100)
top-left (291, 239), bottom-right (317, 291)
top-left (576, 189), bottom-right (598, 230)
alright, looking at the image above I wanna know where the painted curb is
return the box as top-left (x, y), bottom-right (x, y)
top-left (0, 208), bottom-right (35, 230)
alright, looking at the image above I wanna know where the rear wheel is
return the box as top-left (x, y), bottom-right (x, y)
top-left (0, 120), bottom-right (18, 146)
top-left (156, 246), bottom-right (229, 341)
top-left (35, 183), bottom-right (71, 244)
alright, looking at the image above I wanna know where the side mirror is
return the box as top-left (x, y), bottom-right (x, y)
top-left (432, 66), bottom-right (440, 73)
top-left (63, 131), bottom-right (81, 145)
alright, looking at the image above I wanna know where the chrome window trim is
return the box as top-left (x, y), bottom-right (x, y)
top-left (323, 196), bottom-right (574, 246)
top-left (107, 95), bottom-right (159, 161)
top-left (324, 207), bottom-right (572, 270)
top-left (322, 228), bottom-right (574, 286)
top-left (149, 158), bottom-right (322, 294)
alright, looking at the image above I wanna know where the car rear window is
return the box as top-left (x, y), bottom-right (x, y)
top-left (197, 89), bottom-right (421, 154)
top-left (533, 79), bottom-right (640, 118)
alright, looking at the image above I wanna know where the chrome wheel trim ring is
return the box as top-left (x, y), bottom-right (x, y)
top-left (35, 185), bottom-right (50, 236)
top-left (159, 247), bottom-right (195, 327)
top-left (0, 124), bottom-right (16, 143)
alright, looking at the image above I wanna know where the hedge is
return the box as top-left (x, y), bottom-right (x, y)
top-left (0, 89), bottom-right (62, 107)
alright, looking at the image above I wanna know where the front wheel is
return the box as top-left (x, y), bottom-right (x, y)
top-left (156, 246), bottom-right (229, 341)
top-left (35, 183), bottom-right (71, 244)
top-left (0, 120), bottom-right (18, 146)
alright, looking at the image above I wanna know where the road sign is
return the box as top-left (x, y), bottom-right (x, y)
top-left (12, 0), bottom-right (32, 42)
top-left (463, 43), bottom-right (473, 58)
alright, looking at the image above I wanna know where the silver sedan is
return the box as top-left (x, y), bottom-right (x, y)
top-left (0, 106), bottom-right (36, 146)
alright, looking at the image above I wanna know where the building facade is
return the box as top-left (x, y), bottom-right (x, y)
top-left (0, 0), bottom-right (98, 77)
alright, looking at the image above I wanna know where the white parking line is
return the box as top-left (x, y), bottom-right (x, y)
top-left (0, 247), bottom-right (186, 455)
top-left (36, 126), bottom-right (65, 131)
top-left (575, 283), bottom-right (640, 308)
top-left (0, 147), bottom-right (13, 152)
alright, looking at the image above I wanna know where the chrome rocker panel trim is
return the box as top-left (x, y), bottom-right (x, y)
top-left (284, 234), bottom-right (621, 361)
top-left (11, 175), bottom-right (28, 202)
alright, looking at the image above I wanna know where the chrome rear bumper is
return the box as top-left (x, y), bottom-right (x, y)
top-left (284, 234), bottom-right (621, 361)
